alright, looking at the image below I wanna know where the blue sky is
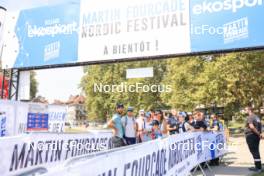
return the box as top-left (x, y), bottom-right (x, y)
top-left (0, 0), bottom-right (83, 102)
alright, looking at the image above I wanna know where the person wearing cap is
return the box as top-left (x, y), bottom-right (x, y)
top-left (167, 109), bottom-right (178, 135)
top-left (121, 107), bottom-right (137, 145)
top-left (107, 103), bottom-right (126, 148)
top-left (153, 110), bottom-right (168, 135)
top-left (176, 112), bottom-right (194, 133)
top-left (136, 109), bottom-right (146, 143)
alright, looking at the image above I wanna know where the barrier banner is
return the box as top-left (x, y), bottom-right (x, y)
top-left (27, 104), bottom-right (49, 132)
top-left (0, 100), bottom-right (17, 136)
top-left (44, 132), bottom-right (226, 176)
top-left (48, 105), bottom-right (67, 133)
top-left (0, 100), bottom-right (68, 136)
top-left (0, 131), bottom-right (113, 176)
top-left (0, 113), bottom-right (7, 137)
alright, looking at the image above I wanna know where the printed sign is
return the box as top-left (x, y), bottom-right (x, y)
top-left (0, 113), bottom-right (7, 137)
top-left (0, 131), bottom-right (113, 175)
top-left (190, 0), bottom-right (264, 51)
top-left (27, 104), bottom-right (49, 131)
top-left (1, 0), bottom-right (264, 69)
top-left (44, 132), bottom-right (226, 176)
top-left (48, 105), bottom-right (67, 133)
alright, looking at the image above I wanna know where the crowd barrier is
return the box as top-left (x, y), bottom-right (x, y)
top-left (0, 131), bottom-right (113, 176)
top-left (41, 132), bottom-right (226, 176)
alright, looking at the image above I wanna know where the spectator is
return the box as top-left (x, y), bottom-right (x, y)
top-left (176, 112), bottom-right (194, 133)
top-left (122, 107), bottom-right (137, 145)
top-left (144, 112), bottom-right (154, 141)
top-left (193, 112), bottom-right (207, 132)
top-left (107, 103), bottom-right (126, 148)
top-left (210, 114), bottom-right (223, 131)
top-left (154, 110), bottom-right (168, 135)
top-left (136, 109), bottom-right (146, 143)
top-left (188, 114), bottom-right (195, 126)
top-left (150, 109), bottom-right (155, 120)
top-left (167, 109), bottom-right (178, 135)
top-left (150, 120), bottom-right (163, 139)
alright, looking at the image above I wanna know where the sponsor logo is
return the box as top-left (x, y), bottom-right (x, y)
top-left (27, 22), bottom-right (78, 38)
top-left (223, 17), bottom-right (248, 44)
top-left (44, 41), bottom-right (61, 61)
top-left (193, 0), bottom-right (263, 15)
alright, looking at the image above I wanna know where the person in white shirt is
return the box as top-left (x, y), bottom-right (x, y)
top-left (136, 109), bottom-right (146, 143)
top-left (121, 107), bottom-right (137, 145)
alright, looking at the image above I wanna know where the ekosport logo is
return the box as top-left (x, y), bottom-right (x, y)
top-left (193, 0), bottom-right (263, 14)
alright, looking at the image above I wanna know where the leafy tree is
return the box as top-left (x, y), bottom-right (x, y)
top-left (81, 51), bottom-right (264, 121)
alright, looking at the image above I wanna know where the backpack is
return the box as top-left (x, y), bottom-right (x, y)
top-left (124, 116), bottom-right (136, 128)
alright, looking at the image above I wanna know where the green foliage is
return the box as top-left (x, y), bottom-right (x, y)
top-left (81, 51), bottom-right (264, 121)
top-left (80, 60), bottom-right (168, 121)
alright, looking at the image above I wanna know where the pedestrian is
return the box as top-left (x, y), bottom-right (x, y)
top-left (150, 120), bottom-right (163, 139)
top-left (210, 114), bottom-right (222, 166)
top-left (188, 114), bottom-right (195, 127)
top-left (136, 109), bottom-right (146, 143)
top-left (154, 110), bottom-right (168, 135)
top-left (144, 112), bottom-right (154, 141)
top-left (176, 112), bottom-right (194, 133)
top-left (210, 114), bottom-right (223, 131)
top-left (107, 103), bottom-right (126, 148)
top-left (244, 106), bottom-right (262, 172)
top-left (167, 109), bottom-right (178, 135)
top-left (193, 111), bottom-right (207, 132)
top-left (122, 107), bottom-right (137, 145)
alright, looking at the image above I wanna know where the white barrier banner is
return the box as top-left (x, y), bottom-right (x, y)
top-left (48, 105), bottom-right (67, 133)
top-left (45, 132), bottom-right (226, 176)
top-left (0, 100), bottom-right (68, 136)
top-left (0, 131), bottom-right (113, 175)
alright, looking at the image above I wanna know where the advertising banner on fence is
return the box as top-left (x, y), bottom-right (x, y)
top-left (45, 132), bottom-right (226, 176)
top-left (0, 131), bottom-right (113, 175)
top-left (0, 100), bottom-right (68, 136)
top-left (48, 105), bottom-right (67, 133)
top-left (2, 0), bottom-right (263, 69)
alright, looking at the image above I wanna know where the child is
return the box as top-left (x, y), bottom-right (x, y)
top-left (150, 120), bottom-right (163, 139)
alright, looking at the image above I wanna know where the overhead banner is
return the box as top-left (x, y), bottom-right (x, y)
top-left (190, 0), bottom-right (264, 51)
top-left (1, 0), bottom-right (264, 69)
top-left (0, 131), bottom-right (113, 176)
top-left (44, 132), bottom-right (226, 176)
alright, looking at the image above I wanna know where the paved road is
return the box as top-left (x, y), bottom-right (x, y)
top-left (194, 136), bottom-right (264, 176)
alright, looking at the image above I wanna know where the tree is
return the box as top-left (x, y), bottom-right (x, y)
top-left (80, 60), bottom-right (167, 121)
top-left (81, 51), bottom-right (264, 121)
